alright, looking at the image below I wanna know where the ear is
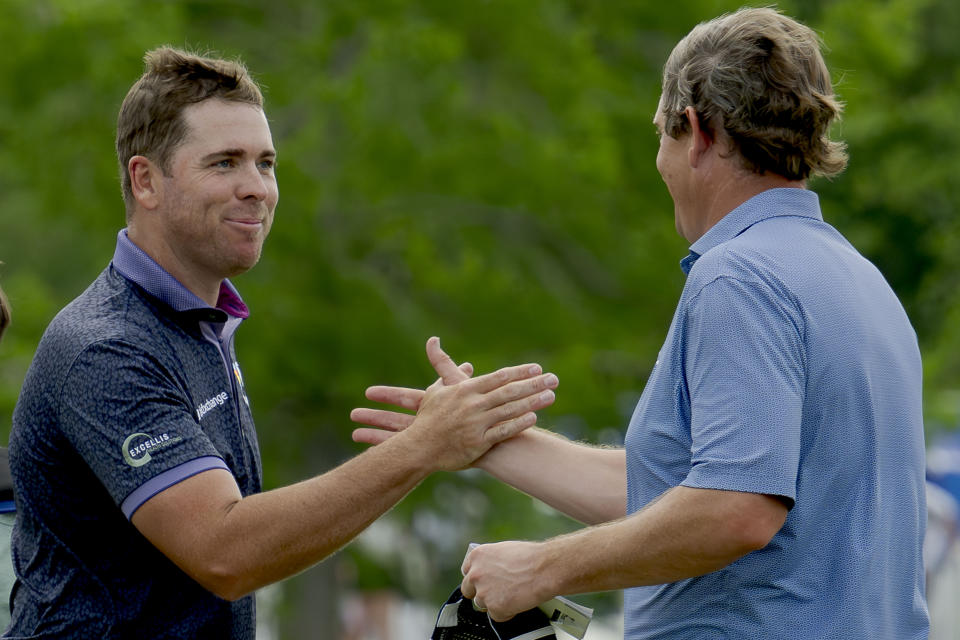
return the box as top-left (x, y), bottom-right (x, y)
top-left (128, 155), bottom-right (163, 210)
top-left (685, 106), bottom-right (713, 168)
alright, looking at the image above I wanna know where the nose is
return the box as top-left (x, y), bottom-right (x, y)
top-left (236, 162), bottom-right (271, 202)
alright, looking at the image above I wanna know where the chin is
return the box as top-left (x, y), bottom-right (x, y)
top-left (223, 253), bottom-right (263, 277)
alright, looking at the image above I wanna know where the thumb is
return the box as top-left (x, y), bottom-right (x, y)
top-left (427, 336), bottom-right (471, 385)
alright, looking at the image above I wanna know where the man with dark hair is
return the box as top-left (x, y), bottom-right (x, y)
top-left (354, 8), bottom-right (928, 637)
top-left (7, 47), bottom-right (558, 638)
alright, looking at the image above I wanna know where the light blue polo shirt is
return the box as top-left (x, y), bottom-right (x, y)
top-left (623, 189), bottom-right (928, 639)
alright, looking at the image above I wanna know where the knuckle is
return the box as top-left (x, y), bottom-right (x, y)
top-left (465, 395), bottom-right (483, 412)
top-left (491, 404), bottom-right (511, 424)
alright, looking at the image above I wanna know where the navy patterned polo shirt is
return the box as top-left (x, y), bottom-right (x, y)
top-left (7, 230), bottom-right (262, 639)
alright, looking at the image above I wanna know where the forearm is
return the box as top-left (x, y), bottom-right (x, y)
top-left (477, 429), bottom-right (626, 525)
top-left (139, 430), bottom-right (435, 600)
top-left (461, 485), bottom-right (788, 619)
top-left (223, 435), bottom-right (431, 596)
top-left (539, 486), bottom-right (787, 596)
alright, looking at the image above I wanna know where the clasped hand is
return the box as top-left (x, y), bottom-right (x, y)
top-left (350, 337), bottom-right (558, 471)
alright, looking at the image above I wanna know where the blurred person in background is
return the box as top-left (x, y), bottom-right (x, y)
top-left (926, 435), bottom-right (960, 639)
top-left (0, 283), bottom-right (13, 632)
top-left (353, 8), bottom-right (928, 638)
top-left (5, 47), bottom-right (558, 639)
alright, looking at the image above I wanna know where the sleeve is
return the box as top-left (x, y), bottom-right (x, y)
top-left (57, 339), bottom-right (231, 518)
top-left (680, 275), bottom-right (805, 507)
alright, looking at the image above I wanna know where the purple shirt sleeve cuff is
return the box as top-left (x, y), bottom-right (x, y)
top-left (121, 456), bottom-right (231, 520)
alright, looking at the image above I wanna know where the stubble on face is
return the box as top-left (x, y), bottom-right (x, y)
top-left (156, 99), bottom-right (278, 295)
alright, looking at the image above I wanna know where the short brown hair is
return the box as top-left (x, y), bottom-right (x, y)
top-left (660, 7), bottom-right (847, 180)
top-left (116, 46), bottom-right (264, 212)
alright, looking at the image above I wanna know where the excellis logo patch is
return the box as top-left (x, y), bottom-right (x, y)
top-left (122, 432), bottom-right (182, 468)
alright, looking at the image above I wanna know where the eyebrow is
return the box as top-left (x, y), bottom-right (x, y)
top-left (201, 148), bottom-right (276, 162)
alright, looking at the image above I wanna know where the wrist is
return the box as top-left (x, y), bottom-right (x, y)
top-left (535, 534), bottom-right (584, 600)
top-left (524, 540), bottom-right (557, 602)
top-left (380, 421), bottom-right (445, 475)
top-left (475, 428), bottom-right (534, 471)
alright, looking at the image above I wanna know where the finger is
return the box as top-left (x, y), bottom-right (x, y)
top-left (467, 363), bottom-right (543, 395)
top-left (475, 373), bottom-right (558, 411)
top-left (488, 608), bottom-right (515, 623)
top-left (427, 337), bottom-right (471, 385)
top-left (488, 389), bottom-right (557, 424)
top-left (459, 362), bottom-right (474, 377)
top-left (460, 575), bottom-right (477, 600)
top-left (482, 412), bottom-right (539, 446)
top-left (349, 408), bottom-right (415, 431)
top-left (351, 428), bottom-right (395, 445)
top-left (364, 385), bottom-right (423, 412)
top-left (426, 377), bottom-right (444, 394)
top-left (461, 544), bottom-right (477, 576)
top-left (482, 385), bottom-right (556, 435)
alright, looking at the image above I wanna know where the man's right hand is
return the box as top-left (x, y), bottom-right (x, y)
top-left (351, 337), bottom-right (558, 471)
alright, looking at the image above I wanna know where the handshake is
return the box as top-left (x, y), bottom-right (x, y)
top-left (350, 336), bottom-right (559, 473)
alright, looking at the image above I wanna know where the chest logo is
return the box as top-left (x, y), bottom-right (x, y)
top-left (196, 391), bottom-right (230, 422)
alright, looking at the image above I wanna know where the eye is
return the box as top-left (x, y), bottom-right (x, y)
top-left (257, 158), bottom-right (275, 171)
top-left (213, 158), bottom-right (234, 169)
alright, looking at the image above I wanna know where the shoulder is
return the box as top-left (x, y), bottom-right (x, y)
top-left (687, 214), bottom-right (837, 302)
top-left (682, 238), bottom-right (809, 342)
top-left (41, 267), bottom-right (182, 361)
top-left (22, 270), bottom-right (192, 407)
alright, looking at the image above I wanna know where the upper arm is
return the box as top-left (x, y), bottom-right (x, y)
top-left (712, 489), bottom-right (789, 549)
top-left (682, 276), bottom-right (804, 507)
top-left (670, 486), bottom-right (788, 552)
top-left (59, 340), bottom-right (225, 509)
top-left (131, 467), bottom-right (243, 595)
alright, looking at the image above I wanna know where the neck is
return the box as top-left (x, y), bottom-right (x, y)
top-left (691, 170), bottom-right (805, 242)
top-left (127, 223), bottom-right (222, 307)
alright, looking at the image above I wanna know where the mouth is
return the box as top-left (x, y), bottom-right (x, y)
top-left (224, 218), bottom-right (265, 230)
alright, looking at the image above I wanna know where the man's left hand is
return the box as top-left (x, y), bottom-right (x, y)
top-left (460, 541), bottom-right (554, 622)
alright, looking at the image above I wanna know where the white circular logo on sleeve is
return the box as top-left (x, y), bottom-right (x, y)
top-left (122, 432), bottom-right (181, 467)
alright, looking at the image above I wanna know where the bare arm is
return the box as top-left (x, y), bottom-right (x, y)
top-left (473, 429), bottom-right (626, 524)
top-left (132, 338), bottom-right (558, 600)
top-left (351, 342), bottom-right (627, 524)
top-left (352, 400), bottom-right (626, 524)
top-left (133, 438), bottom-right (438, 601)
top-left (461, 485), bottom-right (788, 620)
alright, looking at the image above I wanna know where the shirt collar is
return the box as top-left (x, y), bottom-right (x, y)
top-left (680, 188), bottom-right (822, 274)
top-left (111, 229), bottom-right (250, 320)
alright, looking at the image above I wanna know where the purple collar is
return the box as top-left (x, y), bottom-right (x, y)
top-left (111, 229), bottom-right (250, 320)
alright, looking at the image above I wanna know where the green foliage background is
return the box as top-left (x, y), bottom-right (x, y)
top-left (1, 0), bottom-right (958, 636)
